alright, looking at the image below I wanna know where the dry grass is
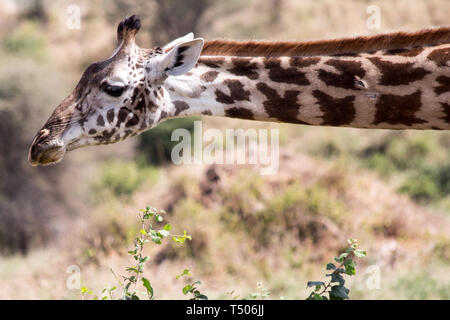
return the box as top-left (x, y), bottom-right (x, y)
top-left (0, 0), bottom-right (449, 300)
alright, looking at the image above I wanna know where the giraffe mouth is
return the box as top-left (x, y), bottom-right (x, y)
top-left (28, 141), bottom-right (66, 166)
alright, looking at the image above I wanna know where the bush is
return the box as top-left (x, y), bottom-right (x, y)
top-left (361, 133), bottom-right (436, 176)
top-left (138, 117), bottom-right (199, 165)
top-left (398, 164), bottom-right (450, 203)
top-left (1, 21), bottom-right (46, 60)
top-left (91, 160), bottom-right (159, 198)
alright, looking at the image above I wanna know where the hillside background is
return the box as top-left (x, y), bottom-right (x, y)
top-left (0, 0), bottom-right (449, 299)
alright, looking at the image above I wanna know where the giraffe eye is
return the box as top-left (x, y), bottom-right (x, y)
top-left (104, 84), bottom-right (125, 97)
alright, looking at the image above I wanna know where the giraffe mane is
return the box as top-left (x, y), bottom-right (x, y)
top-left (201, 26), bottom-right (450, 57)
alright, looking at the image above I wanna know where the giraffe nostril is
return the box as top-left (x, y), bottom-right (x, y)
top-left (28, 143), bottom-right (43, 166)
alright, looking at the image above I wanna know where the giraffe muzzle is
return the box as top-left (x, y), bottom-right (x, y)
top-left (28, 129), bottom-right (66, 166)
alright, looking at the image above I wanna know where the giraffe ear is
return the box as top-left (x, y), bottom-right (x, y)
top-left (117, 15), bottom-right (141, 46)
top-left (160, 38), bottom-right (204, 76)
top-left (163, 33), bottom-right (194, 52)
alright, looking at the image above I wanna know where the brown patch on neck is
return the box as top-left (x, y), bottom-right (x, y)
top-left (312, 90), bottom-right (356, 126)
top-left (226, 58), bottom-right (259, 80)
top-left (435, 75), bottom-right (450, 95)
top-left (319, 59), bottom-right (366, 89)
top-left (256, 82), bottom-right (308, 124)
top-left (440, 103), bottom-right (450, 123)
top-left (264, 58), bottom-right (310, 86)
top-left (225, 107), bottom-right (254, 120)
top-left (215, 79), bottom-right (251, 104)
top-left (200, 71), bottom-right (219, 82)
top-left (369, 57), bottom-right (430, 86)
top-left (174, 101), bottom-right (190, 115)
top-left (427, 46), bottom-right (450, 66)
top-left (374, 90), bottom-right (426, 126)
top-left (202, 27), bottom-right (450, 57)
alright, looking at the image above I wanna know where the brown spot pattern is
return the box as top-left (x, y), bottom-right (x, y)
top-left (225, 107), bottom-right (254, 120)
top-left (319, 59), bottom-right (366, 89)
top-left (106, 109), bottom-right (115, 123)
top-left (227, 58), bottom-right (259, 80)
top-left (440, 103), bottom-right (450, 123)
top-left (117, 107), bottom-right (131, 126)
top-left (427, 47), bottom-right (450, 66)
top-left (289, 57), bottom-right (321, 68)
top-left (369, 57), bottom-right (430, 85)
top-left (96, 115), bottom-right (105, 126)
top-left (174, 101), bottom-right (190, 115)
top-left (256, 82), bottom-right (307, 124)
top-left (215, 79), bottom-right (251, 104)
top-left (264, 58), bottom-right (310, 86)
top-left (374, 90), bottom-right (426, 126)
top-left (126, 114), bottom-right (139, 127)
top-left (313, 90), bottom-right (356, 126)
top-left (435, 75), bottom-right (450, 95)
top-left (200, 71), bottom-right (219, 83)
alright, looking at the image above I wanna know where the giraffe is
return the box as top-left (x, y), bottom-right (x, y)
top-left (28, 15), bottom-right (450, 166)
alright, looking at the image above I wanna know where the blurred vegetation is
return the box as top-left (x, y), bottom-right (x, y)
top-left (0, 0), bottom-right (449, 300)
top-left (91, 160), bottom-right (159, 198)
top-left (2, 21), bottom-right (46, 60)
top-left (138, 117), bottom-right (199, 165)
top-left (0, 49), bottom-right (68, 254)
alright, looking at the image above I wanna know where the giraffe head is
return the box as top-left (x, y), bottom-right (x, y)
top-left (28, 15), bottom-right (204, 166)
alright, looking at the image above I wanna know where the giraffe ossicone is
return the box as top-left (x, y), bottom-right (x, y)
top-left (28, 15), bottom-right (450, 166)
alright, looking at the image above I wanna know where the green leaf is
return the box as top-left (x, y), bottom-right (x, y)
top-left (192, 280), bottom-right (202, 287)
top-left (158, 229), bottom-right (170, 238)
top-left (176, 269), bottom-right (191, 279)
top-left (163, 224), bottom-right (171, 231)
top-left (330, 285), bottom-right (349, 299)
top-left (344, 259), bottom-right (356, 275)
top-left (329, 273), bottom-right (345, 285)
top-left (312, 293), bottom-right (323, 300)
top-left (326, 263), bottom-right (336, 270)
top-left (307, 281), bottom-right (325, 288)
top-left (354, 249), bottom-right (367, 257)
top-left (345, 246), bottom-right (355, 254)
top-left (182, 285), bottom-right (193, 295)
top-left (334, 252), bottom-right (349, 263)
top-left (142, 277), bottom-right (154, 299)
top-left (139, 256), bottom-right (150, 263)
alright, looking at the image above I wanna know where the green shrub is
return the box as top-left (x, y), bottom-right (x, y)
top-left (398, 164), bottom-right (450, 203)
top-left (138, 117), bottom-right (199, 165)
top-left (2, 21), bottom-right (46, 60)
top-left (92, 160), bottom-right (159, 198)
top-left (398, 171), bottom-right (440, 202)
top-left (361, 133), bottom-right (435, 176)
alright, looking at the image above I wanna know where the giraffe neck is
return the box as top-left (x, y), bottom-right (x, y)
top-left (164, 43), bottom-right (450, 130)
